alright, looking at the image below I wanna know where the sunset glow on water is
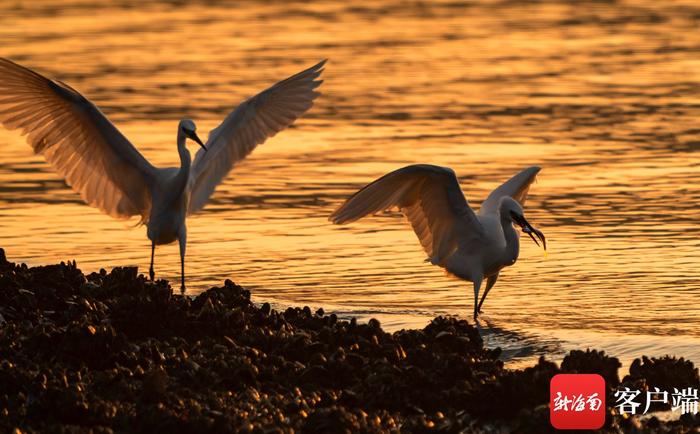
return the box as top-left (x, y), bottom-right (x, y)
top-left (2, 0), bottom-right (700, 366)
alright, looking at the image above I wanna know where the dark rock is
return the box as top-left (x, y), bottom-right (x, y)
top-left (0, 252), bottom-right (695, 433)
top-left (561, 349), bottom-right (621, 386)
top-left (623, 356), bottom-right (700, 392)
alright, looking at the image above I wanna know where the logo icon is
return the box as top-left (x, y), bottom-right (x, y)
top-left (550, 374), bottom-right (606, 429)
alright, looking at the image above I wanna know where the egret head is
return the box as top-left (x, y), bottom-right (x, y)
top-left (501, 197), bottom-right (546, 250)
top-left (179, 119), bottom-right (207, 151)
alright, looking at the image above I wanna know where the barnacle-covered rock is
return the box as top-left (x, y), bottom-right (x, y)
top-left (0, 252), bottom-right (696, 433)
top-left (561, 349), bottom-right (621, 386)
top-left (623, 355), bottom-right (700, 391)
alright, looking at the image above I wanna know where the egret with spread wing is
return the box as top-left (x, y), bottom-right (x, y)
top-left (0, 58), bottom-right (325, 291)
top-left (330, 164), bottom-right (546, 319)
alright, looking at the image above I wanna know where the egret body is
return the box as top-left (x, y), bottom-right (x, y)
top-left (330, 164), bottom-right (546, 319)
top-left (0, 58), bottom-right (325, 291)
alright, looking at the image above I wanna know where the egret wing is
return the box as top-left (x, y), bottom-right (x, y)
top-left (330, 164), bottom-right (483, 265)
top-left (0, 58), bottom-right (156, 221)
top-left (188, 60), bottom-right (325, 213)
top-left (479, 166), bottom-right (540, 215)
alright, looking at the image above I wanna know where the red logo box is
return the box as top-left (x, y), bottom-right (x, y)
top-left (550, 374), bottom-right (606, 430)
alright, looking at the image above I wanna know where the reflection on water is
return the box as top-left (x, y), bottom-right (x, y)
top-left (2, 0), bottom-right (700, 366)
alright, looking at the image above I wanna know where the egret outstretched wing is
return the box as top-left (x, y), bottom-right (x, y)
top-left (330, 164), bottom-right (484, 265)
top-left (479, 166), bottom-right (540, 215)
top-left (188, 60), bottom-right (325, 213)
top-left (0, 58), bottom-right (156, 221)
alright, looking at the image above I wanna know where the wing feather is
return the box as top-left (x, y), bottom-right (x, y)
top-left (188, 60), bottom-right (325, 213)
top-left (330, 164), bottom-right (483, 265)
top-left (479, 166), bottom-right (541, 215)
top-left (0, 58), bottom-right (156, 221)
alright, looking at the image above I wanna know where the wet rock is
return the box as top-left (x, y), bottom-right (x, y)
top-left (0, 252), bottom-right (696, 433)
top-left (624, 355), bottom-right (700, 391)
top-left (473, 356), bottom-right (559, 420)
top-left (141, 366), bottom-right (169, 402)
top-left (303, 406), bottom-right (361, 434)
top-left (561, 349), bottom-right (621, 386)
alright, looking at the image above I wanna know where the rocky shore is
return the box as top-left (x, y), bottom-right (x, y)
top-left (0, 249), bottom-right (698, 433)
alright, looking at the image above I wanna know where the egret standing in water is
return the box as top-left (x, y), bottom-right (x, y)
top-left (330, 164), bottom-right (546, 319)
top-left (0, 58), bottom-right (325, 291)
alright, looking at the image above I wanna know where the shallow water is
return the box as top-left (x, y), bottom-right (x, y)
top-left (2, 0), bottom-right (700, 367)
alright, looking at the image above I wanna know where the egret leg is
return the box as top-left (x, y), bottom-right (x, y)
top-left (149, 241), bottom-right (155, 282)
top-left (178, 228), bottom-right (187, 294)
top-left (472, 276), bottom-right (483, 320)
top-left (478, 273), bottom-right (499, 313)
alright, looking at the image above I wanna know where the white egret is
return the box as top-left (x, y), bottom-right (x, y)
top-left (0, 58), bottom-right (325, 291)
top-left (330, 164), bottom-right (546, 319)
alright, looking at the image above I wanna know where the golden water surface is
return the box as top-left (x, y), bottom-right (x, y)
top-left (2, 0), bottom-right (700, 365)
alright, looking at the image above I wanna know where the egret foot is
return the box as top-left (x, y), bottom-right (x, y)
top-left (149, 267), bottom-right (154, 282)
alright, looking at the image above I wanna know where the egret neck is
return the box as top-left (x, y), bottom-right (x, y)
top-left (499, 202), bottom-right (520, 267)
top-left (172, 126), bottom-right (192, 203)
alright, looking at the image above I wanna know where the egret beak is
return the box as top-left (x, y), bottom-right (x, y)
top-left (189, 132), bottom-right (207, 151)
top-left (511, 213), bottom-right (546, 251)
